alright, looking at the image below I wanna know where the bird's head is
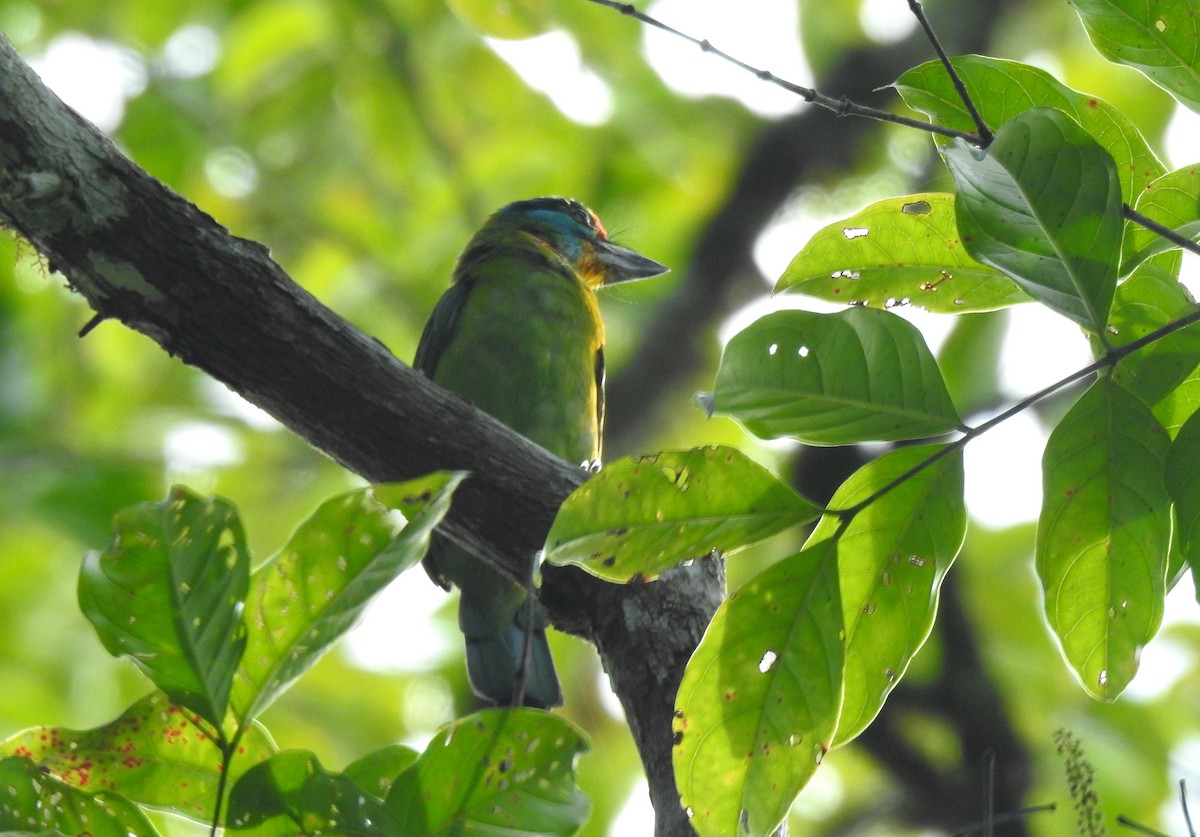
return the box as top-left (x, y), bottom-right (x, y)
top-left (471, 197), bottom-right (668, 289)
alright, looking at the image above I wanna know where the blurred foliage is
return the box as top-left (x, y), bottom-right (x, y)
top-left (0, 0), bottom-right (1198, 834)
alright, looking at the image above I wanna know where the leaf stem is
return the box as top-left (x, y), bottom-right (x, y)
top-left (906, 0), bottom-right (992, 144)
top-left (1123, 204), bottom-right (1200, 258)
top-left (210, 725), bottom-right (246, 836)
top-left (836, 304), bottom-right (1200, 520)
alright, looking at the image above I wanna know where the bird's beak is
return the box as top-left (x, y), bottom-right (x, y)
top-left (595, 239), bottom-right (669, 285)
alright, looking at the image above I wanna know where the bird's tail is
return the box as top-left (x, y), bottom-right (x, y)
top-left (460, 597), bottom-right (562, 708)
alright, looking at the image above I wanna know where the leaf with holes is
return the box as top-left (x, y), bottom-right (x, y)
top-left (78, 486), bottom-right (249, 729)
top-left (776, 193), bottom-right (1026, 313)
top-left (1071, 0), bottom-right (1200, 112)
top-left (674, 537), bottom-right (843, 837)
top-left (544, 446), bottom-right (819, 582)
top-left (0, 756), bottom-right (158, 836)
top-left (227, 750), bottom-right (402, 834)
top-left (896, 55), bottom-right (1164, 205)
top-left (942, 108), bottom-right (1123, 332)
top-left (1122, 165), bottom-right (1200, 273)
top-left (806, 444), bottom-right (966, 747)
top-left (1037, 377), bottom-right (1171, 700)
top-left (231, 473), bottom-right (462, 724)
top-left (0, 691), bottom-right (274, 821)
top-left (705, 307), bottom-right (962, 444)
top-left (385, 709), bottom-right (589, 835)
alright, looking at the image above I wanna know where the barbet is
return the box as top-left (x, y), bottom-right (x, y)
top-left (414, 197), bottom-right (667, 708)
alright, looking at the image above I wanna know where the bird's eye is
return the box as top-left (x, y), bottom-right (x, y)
top-left (564, 200), bottom-right (608, 239)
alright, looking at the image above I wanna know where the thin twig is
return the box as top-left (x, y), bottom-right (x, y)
top-left (982, 750), bottom-right (996, 837)
top-left (1182, 779), bottom-right (1195, 837)
top-left (952, 803), bottom-right (1057, 836)
top-left (1124, 204), bottom-right (1200, 258)
top-left (834, 304), bottom-right (1200, 520)
top-left (1116, 815), bottom-right (1172, 836)
top-left (511, 555), bottom-right (538, 706)
top-left (906, 0), bottom-right (992, 143)
top-left (585, 0), bottom-right (983, 144)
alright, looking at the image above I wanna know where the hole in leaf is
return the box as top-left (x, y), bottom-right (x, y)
top-left (758, 649), bottom-right (779, 672)
top-left (842, 226), bottom-right (869, 239)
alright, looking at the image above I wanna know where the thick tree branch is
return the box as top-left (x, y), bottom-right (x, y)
top-left (0, 34), bottom-right (717, 836)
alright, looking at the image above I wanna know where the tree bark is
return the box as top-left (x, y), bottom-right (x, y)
top-left (0, 35), bottom-right (716, 836)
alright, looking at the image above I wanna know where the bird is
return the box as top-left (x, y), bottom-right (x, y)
top-left (413, 197), bottom-right (668, 708)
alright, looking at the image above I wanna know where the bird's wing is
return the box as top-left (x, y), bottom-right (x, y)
top-left (413, 280), bottom-right (471, 377)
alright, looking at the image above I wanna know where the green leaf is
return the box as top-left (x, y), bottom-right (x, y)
top-left (1106, 260), bottom-right (1200, 411)
top-left (807, 444), bottom-right (966, 747)
top-left (706, 307), bottom-right (962, 444)
top-left (444, 0), bottom-right (552, 39)
top-left (543, 446), bottom-right (819, 582)
top-left (1165, 410), bottom-right (1200, 579)
top-left (343, 745), bottom-right (420, 802)
top-left (78, 486), bottom-right (249, 729)
top-left (942, 108), bottom-right (1124, 332)
top-left (895, 55), bottom-right (1165, 205)
top-left (227, 750), bottom-right (400, 835)
top-left (1122, 165), bottom-right (1200, 273)
top-left (385, 709), bottom-right (589, 836)
top-left (673, 538), bottom-right (843, 837)
top-left (1071, 0), bottom-right (1200, 112)
top-left (775, 193), bottom-right (1027, 313)
top-left (0, 756), bottom-right (158, 837)
top-left (1037, 377), bottom-right (1171, 700)
top-left (0, 691), bottom-right (274, 821)
top-left (231, 474), bottom-right (462, 724)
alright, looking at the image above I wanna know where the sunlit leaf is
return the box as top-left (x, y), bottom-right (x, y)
top-left (1071, 0), bottom-right (1200, 112)
top-left (1165, 410), bottom-right (1200, 584)
top-left (674, 538), bottom-right (843, 837)
top-left (227, 750), bottom-right (400, 834)
top-left (1105, 260), bottom-right (1200, 414)
top-left (1037, 377), bottom-right (1171, 700)
top-left (344, 745), bottom-right (420, 802)
top-left (231, 474), bottom-right (462, 724)
top-left (544, 446), bottom-right (819, 581)
top-left (0, 691), bottom-right (274, 821)
top-left (942, 108), bottom-right (1123, 332)
top-left (1122, 165), bottom-right (1200, 273)
top-left (776, 193), bottom-right (1027, 313)
top-left (78, 486), bottom-right (249, 729)
top-left (0, 755), bottom-right (157, 836)
top-left (706, 308), bottom-right (962, 444)
top-left (806, 444), bottom-right (966, 747)
top-left (386, 709), bottom-right (589, 835)
top-left (896, 55), bottom-right (1165, 205)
